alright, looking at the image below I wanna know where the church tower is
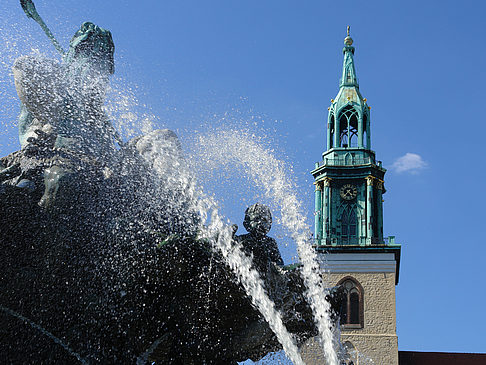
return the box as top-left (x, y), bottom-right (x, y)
top-left (302, 28), bottom-right (402, 365)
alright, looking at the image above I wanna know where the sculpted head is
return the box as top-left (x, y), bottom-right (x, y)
top-left (65, 22), bottom-right (115, 75)
top-left (243, 203), bottom-right (272, 238)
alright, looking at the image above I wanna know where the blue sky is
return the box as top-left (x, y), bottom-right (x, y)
top-left (1, 0), bottom-right (486, 359)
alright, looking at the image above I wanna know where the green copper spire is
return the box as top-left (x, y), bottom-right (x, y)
top-left (340, 26), bottom-right (358, 88)
top-left (311, 28), bottom-right (389, 247)
top-left (326, 27), bottom-right (370, 150)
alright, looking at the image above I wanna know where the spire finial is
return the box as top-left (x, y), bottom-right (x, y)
top-left (344, 25), bottom-right (353, 46)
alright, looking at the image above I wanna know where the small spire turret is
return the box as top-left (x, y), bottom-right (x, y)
top-left (340, 26), bottom-right (357, 87)
top-left (326, 27), bottom-right (370, 150)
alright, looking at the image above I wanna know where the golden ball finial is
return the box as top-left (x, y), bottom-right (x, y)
top-left (344, 25), bottom-right (353, 45)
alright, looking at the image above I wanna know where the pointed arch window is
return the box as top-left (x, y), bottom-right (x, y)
top-left (338, 277), bottom-right (364, 328)
top-left (341, 204), bottom-right (357, 243)
top-left (363, 112), bottom-right (369, 149)
top-left (329, 114), bottom-right (335, 148)
top-left (339, 106), bottom-right (359, 148)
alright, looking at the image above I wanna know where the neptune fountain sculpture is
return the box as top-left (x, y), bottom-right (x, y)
top-left (0, 1), bottom-right (344, 363)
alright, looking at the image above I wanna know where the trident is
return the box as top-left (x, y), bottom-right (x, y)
top-left (20, 0), bottom-right (66, 56)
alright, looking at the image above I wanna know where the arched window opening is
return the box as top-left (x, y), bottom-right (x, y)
top-left (362, 113), bottom-right (368, 148)
top-left (350, 291), bottom-right (360, 324)
top-left (341, 204), bottom-right (357, 243)
top-left (329, 115), bottom-right (335, 148)
top-left (341, 131), bottom-right (348, 147)
top-left (349, 132), bottom-right (357, 148)
top-left (338, 278), bottom-right (363, 328)
top-left (339, 106), bottom-right (359, 148)
top-left (344, 152), bottom-right (353, 165)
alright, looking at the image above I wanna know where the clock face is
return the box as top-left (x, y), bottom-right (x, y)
top-left (340, 184), bottom-right (357, 200)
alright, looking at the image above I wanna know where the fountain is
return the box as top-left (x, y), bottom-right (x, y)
top-left (0, 2), bottom-right (345, 363)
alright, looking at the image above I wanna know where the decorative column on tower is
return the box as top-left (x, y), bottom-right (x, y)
top-left (322, 177), bottom-right (332, 244)
top-left (376, 179), bottom-right (384, 242)
top-left (314, 180), bottom-right (322, 243)
top-left (366, 175), bottom-right (374, 244)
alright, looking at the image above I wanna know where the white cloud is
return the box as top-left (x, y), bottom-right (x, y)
top-left (392, 153), bottom-right (427, 174)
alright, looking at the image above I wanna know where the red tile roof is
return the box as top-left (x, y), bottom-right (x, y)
top-left (399, 351), bottom-right (486, 365)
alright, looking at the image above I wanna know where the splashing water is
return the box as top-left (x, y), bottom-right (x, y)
top-left (1, 42), bottom-right (323, 362)
top-left (192, 130), bottom-right (339, 365)
top-left (112, 118), bottom-right (305, 363)
top-left (0, 5), bottom-right (337, 360)
top-left (196, 199), bottom-right (304, 365)
top-left (148, 147), bottom-right (306, 365)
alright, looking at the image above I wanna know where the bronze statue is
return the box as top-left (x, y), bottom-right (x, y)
top-left (10, 0), bottom-right (122, 208)
top-left (13, 21), bottom-right (119, 156)
top-left (236, 203), bottom-right (284, 272)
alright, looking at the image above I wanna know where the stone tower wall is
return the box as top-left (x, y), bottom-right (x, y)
top-left (301, 271), bottom-right (398, 365)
